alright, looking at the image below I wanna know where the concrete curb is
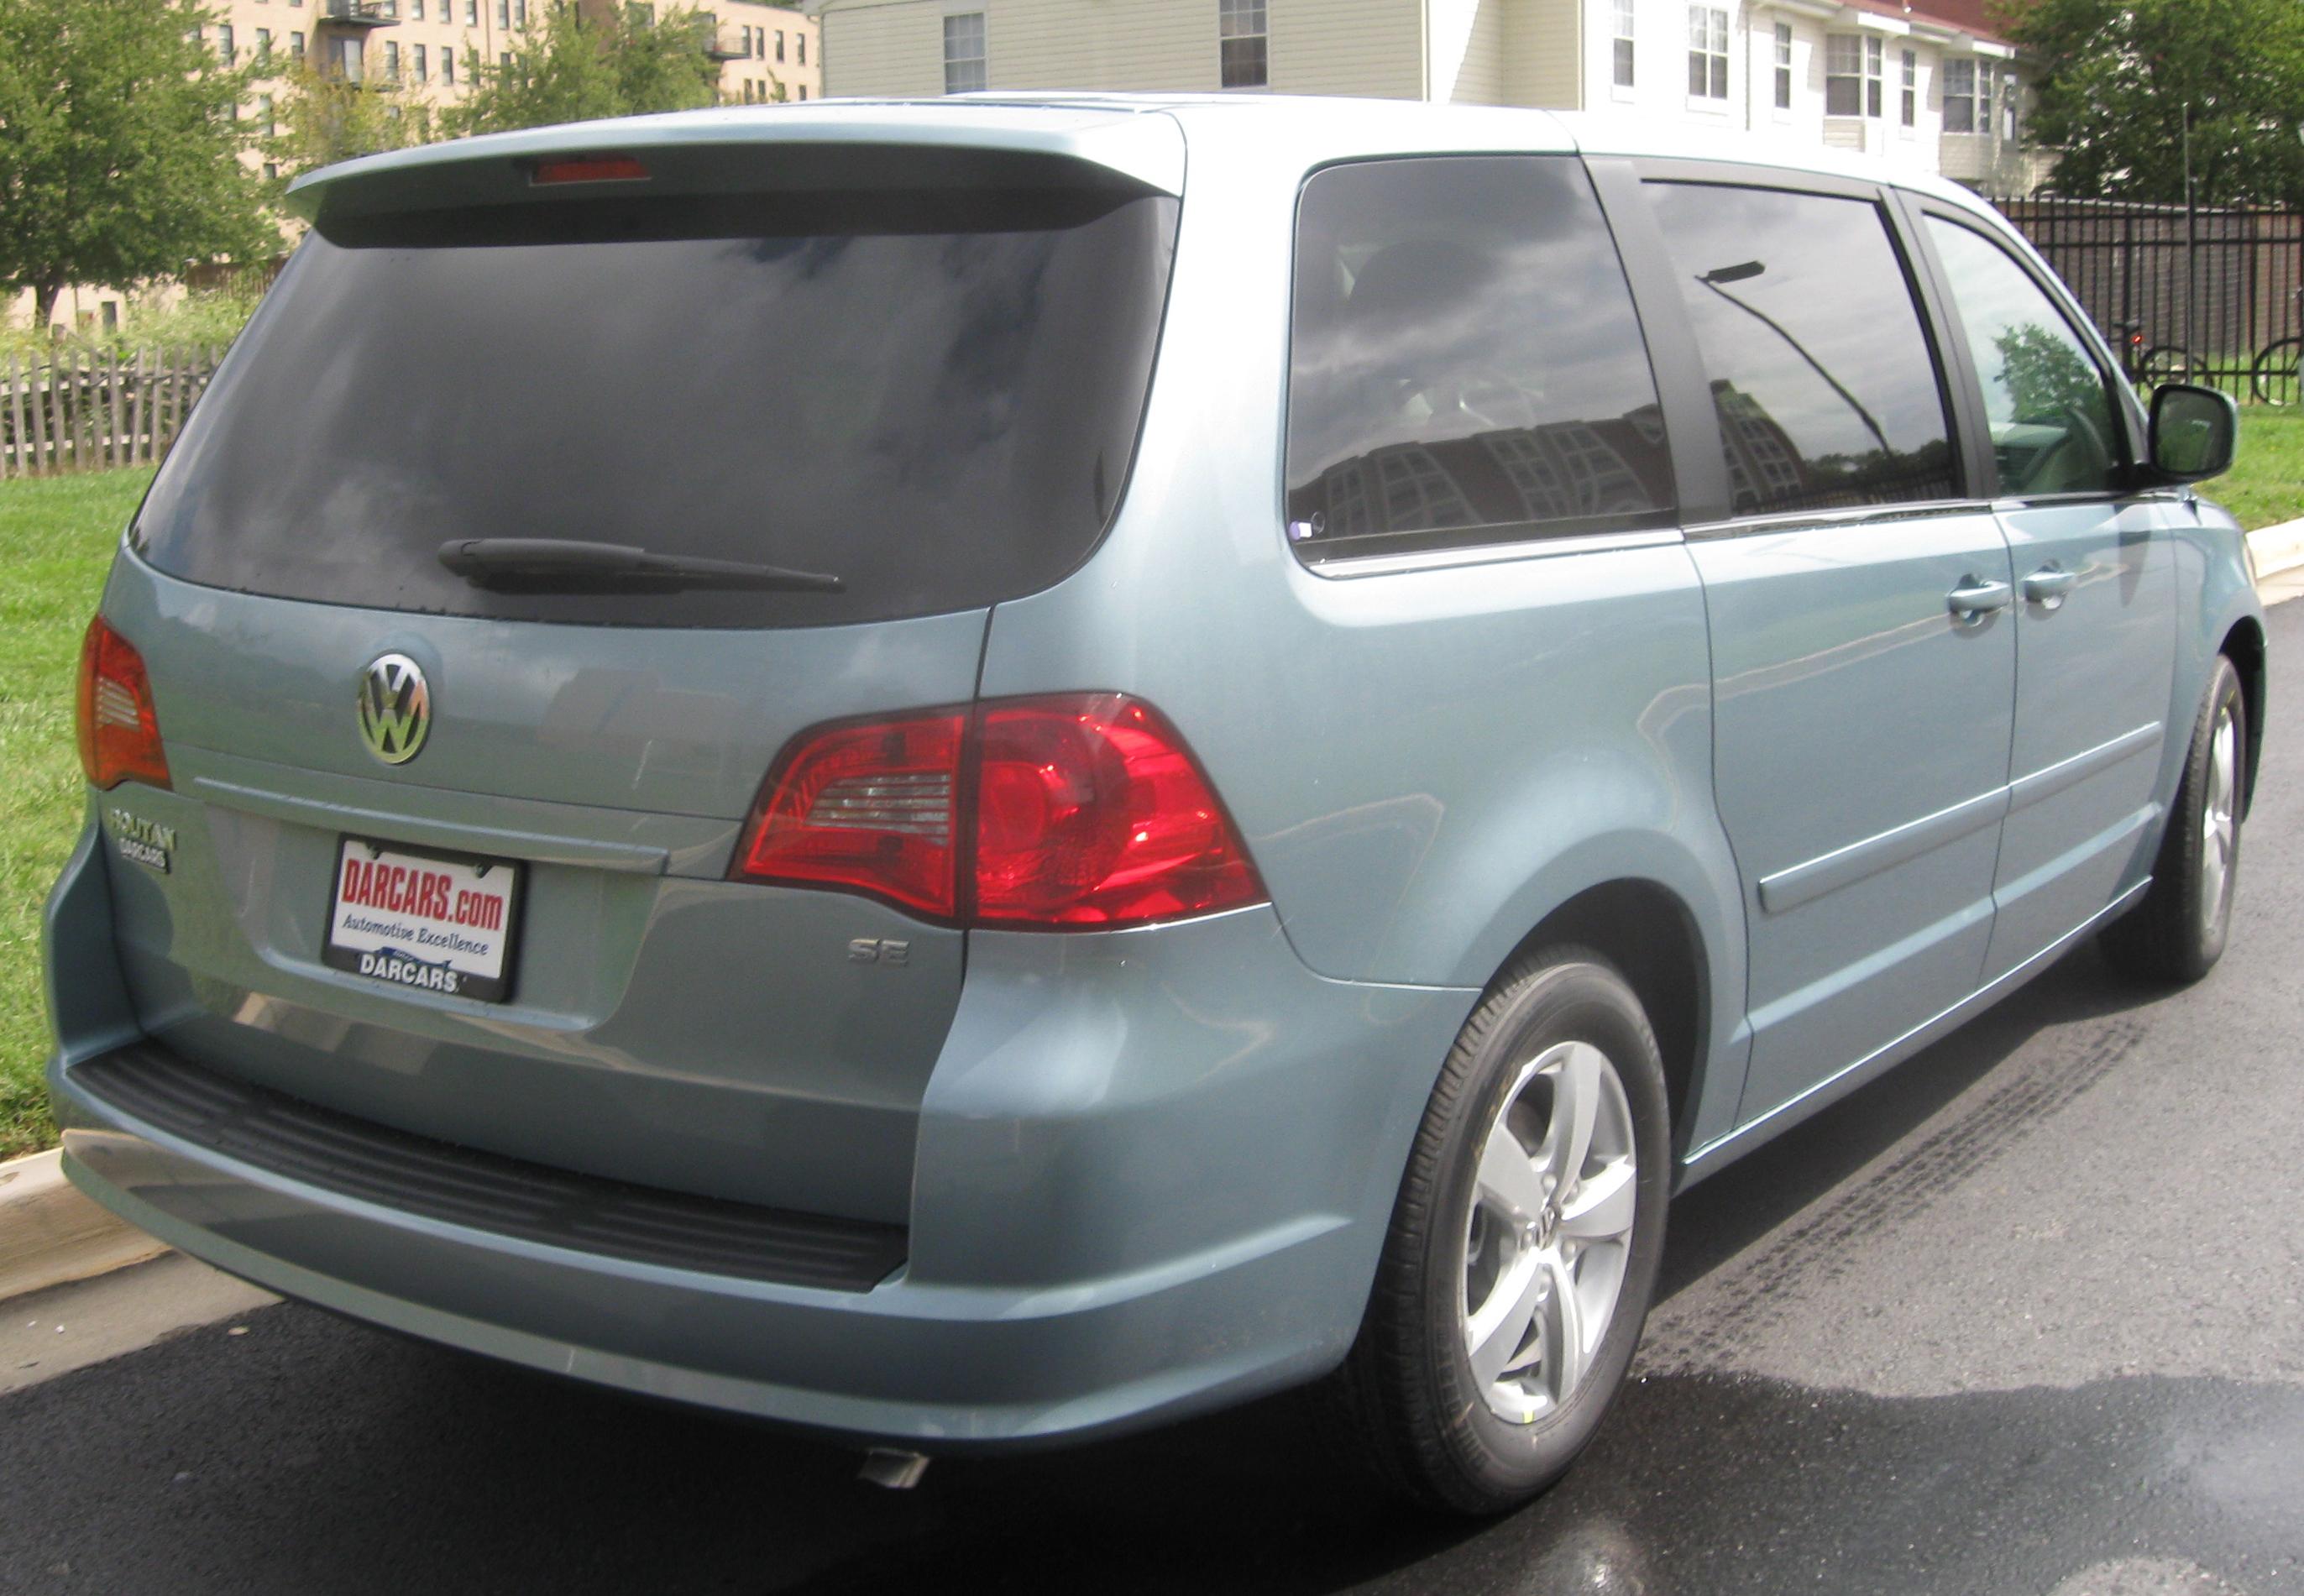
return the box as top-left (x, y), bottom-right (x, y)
top-left (2248, 516), bottom-right (2304, 579)
top-left (0, 1149), bottom-right (168, 1304)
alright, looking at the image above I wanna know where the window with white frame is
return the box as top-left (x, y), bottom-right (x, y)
top-left (2002, 69), bottom-right (2019, 139)
top-left (942, 12), bottom-right (986, 94)
top-left (1942, 58), bottom-right (1974, 131)
top-left (1220, 0), bottom-right (1267, 88)
top-left (1613, 0), bottom-right (1636, 89)
top-left (1977, 63), bottom-right (1992, 137)
top-left (383, 39), bottom-right (398, 78)
top-left (1824, 34), bottom-right (1881, 116)
top-left (441, 44), bottom-right (453, 81)
top-left (1900, 48), bottom-right (1915, 127)
top-left (413, 41), bottom-right (426, 79)
top-left (217, 22), bottom-right (234, 63)
top-left (1687, 6), bottom-right (1726, 99)
top-left (1773, 23), bottom-right (1792, 110)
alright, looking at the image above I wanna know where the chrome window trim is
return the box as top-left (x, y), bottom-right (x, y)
top-left (1683, 499), bottom-right (1998, 540)
top-left (1302, 526), bottom-right (1687, 578)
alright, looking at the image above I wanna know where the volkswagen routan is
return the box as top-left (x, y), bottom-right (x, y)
top-left (46, 95), bottom-right (2259, 1512)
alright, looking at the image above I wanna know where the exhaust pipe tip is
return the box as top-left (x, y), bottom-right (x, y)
top-left (857, 1447), bottom-right (931, 1490)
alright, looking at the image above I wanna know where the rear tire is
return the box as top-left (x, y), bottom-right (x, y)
top-left (2101, 655), bottom-right (2247, 985)
top-left (1324, 948), bottom-right (1671, 1514)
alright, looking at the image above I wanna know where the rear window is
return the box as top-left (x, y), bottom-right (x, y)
top-left (132, 146), bottom-right (1177, 629)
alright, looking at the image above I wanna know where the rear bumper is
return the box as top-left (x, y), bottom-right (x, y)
top-left (49, 903), bottom-right (1476, 1449)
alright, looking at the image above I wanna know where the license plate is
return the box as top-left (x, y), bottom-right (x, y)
top-left (322, 837), bottom-right (525, 1003)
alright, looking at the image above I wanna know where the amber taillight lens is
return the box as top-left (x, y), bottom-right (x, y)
top-left (76, 616), bottom-right (171, 791)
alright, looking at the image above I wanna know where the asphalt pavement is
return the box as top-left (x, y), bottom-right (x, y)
top-left (5, 598), bottom-right (2302, 1596)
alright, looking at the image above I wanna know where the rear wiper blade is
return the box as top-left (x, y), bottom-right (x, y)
top-left (437, 538), bottom-right (845, 595)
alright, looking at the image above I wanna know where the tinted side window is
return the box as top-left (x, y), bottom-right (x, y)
top-left (1286, 156), bottom-right (1675, 561)
top-left (1924, 216), bottom-right (2121, 497)
top-left (1647, 182), bottom-right (1958, 517)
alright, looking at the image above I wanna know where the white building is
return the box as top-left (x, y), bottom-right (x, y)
top-left (809, 0), bottom-right (2049, 194)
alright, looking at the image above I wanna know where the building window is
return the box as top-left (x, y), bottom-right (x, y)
top-left (384, 39), bottom-right (399, 76)
top-left (1942, 58), bottom-right (1974, 132)
top-left (1977, 64), bottom-right (1992, 137)
top-left (464, 0), bottom-right (475, 23)
top-left (1612, 0), bottom-right (1635, 88)
top-left (289, 29), bottom-right (304, 59)
top-left (413, 41), bottom-right (426, 78)
top-left (217, 22), bottom-right (234, 62)
top-left (495, 0), bottom-right (507, 27)
top-left (254, 26), bottom-right (270, 62)
top-left (1825, 34), bottom-right (1881, 116)
top-left (1220, 0), bottom-right (1266, 88)
top-left (942, 12), bottom-right (985, 93)
top-left (775, 29), bottom-right (784, 60)
top-left (264, 161), bottom-right (279, 180)
top-left (500, 50), bottom-right (511, 65)
top-left (1687, 6), bottom-right (1726, 99)
top-left (1773, 22), bottom-right (1791, 109)
top-left (798, 83), bottom-right (806, 97)
top-left (1900, 48), bottom-right (1916, 126)
top-left (442, 44), bottom-right (453, 81)
top-left (796, 33), bottom-right (804, 63)
top-left (412, 0), bottom-right (424, 17)
top-left (259, 92), bottom-right (275, 133)
top-left (2003, 70), bottom-right (2018, 139)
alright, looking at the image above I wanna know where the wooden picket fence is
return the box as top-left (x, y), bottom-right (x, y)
top-left (1, 346), bottom-right (223, 479)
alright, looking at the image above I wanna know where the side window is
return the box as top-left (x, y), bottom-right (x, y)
top-left (1647, 181), bottom-right (1958, 517)
top-left (1925, 217), bottom-right (2121, 497)
top-left (1286, 156), bottom-right (1675, 560)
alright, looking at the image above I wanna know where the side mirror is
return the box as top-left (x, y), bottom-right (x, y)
top-left (2148, 383), bottom-right (2239, 482)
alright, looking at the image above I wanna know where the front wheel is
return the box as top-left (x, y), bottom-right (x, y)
top-left (2102, 655), bottom-right (2247, 984)
top-left (1325, 950), bottom-right (1671, 1514)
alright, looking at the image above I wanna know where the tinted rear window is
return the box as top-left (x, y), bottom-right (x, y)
top-left (132, 147), bottom-right (1177, 628)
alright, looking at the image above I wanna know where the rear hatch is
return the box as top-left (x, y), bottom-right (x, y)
top-left (96, 123), bottom-right (1179, 1227)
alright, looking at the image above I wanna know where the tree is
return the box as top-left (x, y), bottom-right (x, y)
top-left (443, 2), bottom-right (720, 139)
top-left (2004, 0), bottom-right (2304, 207)
top-left (0, 0), bottom-right (274, 329)
top-left (263, 61), bottom-right (435, 190)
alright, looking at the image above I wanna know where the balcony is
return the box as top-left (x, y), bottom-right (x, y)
top-left (319, 0), bottom-right (400, 26)
top-left (703, 25), bottom-right (746, 60)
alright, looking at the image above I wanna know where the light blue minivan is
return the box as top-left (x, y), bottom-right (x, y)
top-left (46, 96), bottom-right (2257, 1512)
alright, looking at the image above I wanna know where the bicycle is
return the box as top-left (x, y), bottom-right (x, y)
top-left (2249, 288), bottom-right (2304, 406)
top-left (2112, 319), bottom-right (2192, 395)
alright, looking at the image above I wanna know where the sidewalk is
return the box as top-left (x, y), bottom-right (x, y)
top-left (2251, 516), bottom-right (2304, 604)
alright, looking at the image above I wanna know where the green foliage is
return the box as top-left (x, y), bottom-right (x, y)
top-left (0, 468), bottom-right (149, 1161)
top-left (263, 60), bottom-right (435, 188)
top-left (0, 290), bottom-right (256, 359)
top-left (443, 2), bottom-right (720, 138)
top-left (0, 0), bottom-right (275, 328)
top-left (2204, 407), bottom-right (2304, 531)
top-left (1994, 322), bottom-right (2105, 423)
top-left (2006, 0), bottom-right (2304, 207)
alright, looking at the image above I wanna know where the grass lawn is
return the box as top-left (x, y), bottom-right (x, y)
top-left (2204, 408), bottom-right (2304, 531)
top-left (0, 414), bottom-right (2300, 1161)
top-left (1, 468), bottom-right (149, 1159)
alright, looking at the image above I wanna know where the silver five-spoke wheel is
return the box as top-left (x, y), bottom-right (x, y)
top-left (2199, 700), bottom-right (2239, 939)
top-left (1460, 1039), bottom-right (1637, 1424)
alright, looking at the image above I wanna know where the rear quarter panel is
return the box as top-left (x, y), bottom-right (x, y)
top-left (978, 108), bottom-right (1752, 1156)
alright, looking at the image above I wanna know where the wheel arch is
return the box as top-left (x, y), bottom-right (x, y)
top-left (1488, 878), bottom-right (1713, 1162)
top-left (2222, 615), bottom-right (2266, 815)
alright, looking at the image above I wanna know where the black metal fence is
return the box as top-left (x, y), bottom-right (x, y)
top-left (1992, 196), bottom-right (2304, 403)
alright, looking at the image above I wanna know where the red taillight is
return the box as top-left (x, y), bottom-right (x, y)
top-left (76, 616), bottom-right (171, 791)
top-left (733, 711), bottom-right (966, 918)
top-left (974, 696), bottom-right (1264, 926)
top-left (730, 694), bottom-right (1265, 930)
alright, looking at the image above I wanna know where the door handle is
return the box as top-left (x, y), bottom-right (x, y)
top-left (2023, 564), bottom-right (2081, 610)
top-left (1947, 577), bottom-right (2013, 624)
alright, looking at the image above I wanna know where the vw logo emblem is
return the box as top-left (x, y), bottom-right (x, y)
top-left (357, 654), bottom-right (431, 766)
